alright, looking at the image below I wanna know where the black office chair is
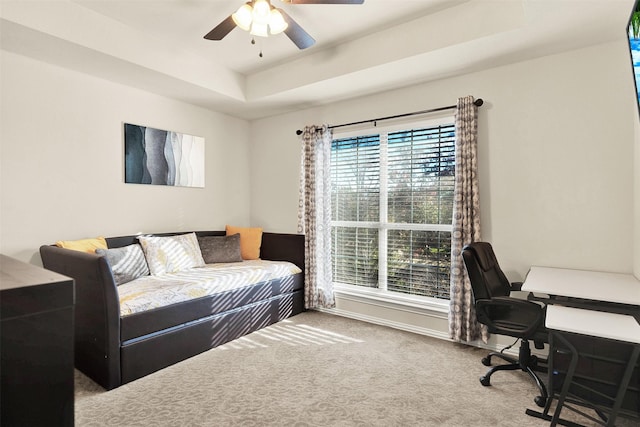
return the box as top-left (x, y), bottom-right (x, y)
top-left (462, 242), bottom-right (548, 408)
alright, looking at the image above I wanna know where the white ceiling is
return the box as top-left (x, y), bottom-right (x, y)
top-left (0, 0), bottom-right (635, 120)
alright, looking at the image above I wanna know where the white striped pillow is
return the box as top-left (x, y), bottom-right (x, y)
top-left (96, 244), bottom-right (150, 285)
top-left (137, 233), bottom-right (205, 276)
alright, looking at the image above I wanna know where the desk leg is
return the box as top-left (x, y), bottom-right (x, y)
top-left (606, 345), bottom-right (640, 426)
top-left (526, 333), bottom-right (567, 424)
top-left (542, 332), bottom-right (558, 416)
top-left (550, 333), bottom-right (579, 427)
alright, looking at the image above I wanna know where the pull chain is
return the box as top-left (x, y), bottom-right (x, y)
top-left (250, 37), bottom-right (264, 58)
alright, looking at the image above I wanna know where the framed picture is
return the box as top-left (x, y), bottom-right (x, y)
top-left (124, 123), bottom-right (205, 188)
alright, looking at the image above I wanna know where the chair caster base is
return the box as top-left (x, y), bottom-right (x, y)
top-left (481, 357), bottom-right (491, 366)
top-left (480, 376), bottom-right (491, 386)
top-left (534, 396), bottom-right (546, 408)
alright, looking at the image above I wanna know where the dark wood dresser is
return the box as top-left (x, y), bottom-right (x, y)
top-left (1, 254), bottom-right (75, 426)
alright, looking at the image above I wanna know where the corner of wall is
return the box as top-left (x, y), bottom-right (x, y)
top-left (634, 113), bottom-right (640, 278)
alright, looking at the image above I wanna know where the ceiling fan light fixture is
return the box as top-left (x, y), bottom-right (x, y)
top-left (252, 0), bottom-right (271, 25)
top-left (268, 9), bottom-right (288, 35)
top-left (250, 21), bottom-right (269, 37)
top-left (206, 0), bottom-right (331, 50)
top-left (232, 4), bottom-right (253, 31)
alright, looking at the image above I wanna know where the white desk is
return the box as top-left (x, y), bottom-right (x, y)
top-left (545, 305), bottom-right (640, 345)
top-left (522, 266), bottom-right (640, 306)
top-left (543, 305), bottom-right (640, 427)
top-left (522, 267), bottom-right (640, 426)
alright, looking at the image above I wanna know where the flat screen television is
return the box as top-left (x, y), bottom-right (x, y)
top-left (628, 0), bottom-right (640, 117)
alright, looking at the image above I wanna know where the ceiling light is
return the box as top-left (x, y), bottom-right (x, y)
top-left (232, 4), bottom-right (253, 31)
top-left (252, 0), bottom-right (271, 24)
top-left (269, 9), bottom-right (288, 35)
top-left (231, 1), bottom-right (288, 39)
top-left (250, 21), bottom-right (269, 37)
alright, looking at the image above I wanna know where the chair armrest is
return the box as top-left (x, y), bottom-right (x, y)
top-left (510, 281), bottom-right (523, 291)
top-left (476, 296), bottom-right (545, 338)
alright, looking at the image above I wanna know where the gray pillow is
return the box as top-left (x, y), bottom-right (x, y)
top-left (96, 244), bottom-right (150, 285)
top-left (198, 234), bottom-right (243, 263)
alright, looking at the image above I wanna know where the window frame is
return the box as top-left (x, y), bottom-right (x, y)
top-left (331, 114), bottom-right (455, 307)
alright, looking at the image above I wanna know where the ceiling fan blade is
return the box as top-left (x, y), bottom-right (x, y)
top-left (282, 0), bottom-right (365, 4)
top-left (204, 15), bottom-right (236, 40)
top-left (279, 9), bottom-right (315, 49)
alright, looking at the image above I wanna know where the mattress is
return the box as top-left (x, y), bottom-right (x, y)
top-left (117, 260), bottom-right (302, 317)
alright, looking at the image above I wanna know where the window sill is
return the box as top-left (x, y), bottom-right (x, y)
top-left (332, 283), bottom-right (450, 317)
top-left (322, 284), bottom-right (451, 341)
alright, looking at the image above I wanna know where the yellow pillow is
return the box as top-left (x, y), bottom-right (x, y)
top-left (56, 236), bottom-right (108, 253)
top-left (225, 225), bottom-right (263, 260)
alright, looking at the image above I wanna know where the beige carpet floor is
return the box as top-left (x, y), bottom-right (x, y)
top-left (75, 311), bottom-right (637, 426)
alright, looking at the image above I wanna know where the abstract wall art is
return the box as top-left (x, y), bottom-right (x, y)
top-left (124, 123), bottom-right (205, 188)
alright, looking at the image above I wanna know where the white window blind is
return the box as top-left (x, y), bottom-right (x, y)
top-left (331, 118), bottom-right (455, 300)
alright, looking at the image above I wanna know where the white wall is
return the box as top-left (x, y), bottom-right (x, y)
top-left (251, 40), bottom-right (636, 278)
top-left (0, 51), bottom-right (251, 265)
top-left (250, 40), bottom-right (637, 335)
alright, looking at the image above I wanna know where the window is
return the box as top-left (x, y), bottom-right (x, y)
top-left (331, 117), bottom-right (455, 300)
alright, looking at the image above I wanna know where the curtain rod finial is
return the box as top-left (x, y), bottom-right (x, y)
top-left (474, 98), bottom-right (484, 107)
top-left (296, 129), bottom-right (303, 135)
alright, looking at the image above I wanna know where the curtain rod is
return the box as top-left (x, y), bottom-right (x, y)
top-left (295, 98), bottom-right (483, 135)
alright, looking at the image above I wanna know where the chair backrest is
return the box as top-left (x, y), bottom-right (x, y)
top-left (462, 242), bottom-right (512, 301)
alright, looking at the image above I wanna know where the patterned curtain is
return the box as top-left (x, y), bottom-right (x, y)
top-left (297, 125), bottom-right (336, 309)
top-left (448, 96), bottom-right (487, 343)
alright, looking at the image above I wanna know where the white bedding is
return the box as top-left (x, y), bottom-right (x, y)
top-left (117, 260), bottom-right (301, 317)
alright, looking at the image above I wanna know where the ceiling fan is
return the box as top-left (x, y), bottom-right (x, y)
top-left (204, 0), bottom-right (365, 50)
